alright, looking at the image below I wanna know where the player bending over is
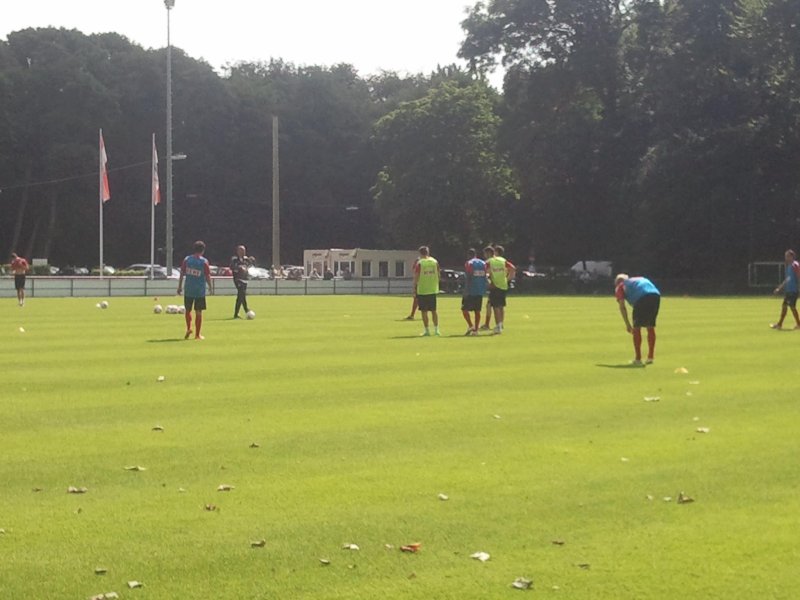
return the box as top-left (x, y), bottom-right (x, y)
top-left (614, 273), bottom-right (661, 365)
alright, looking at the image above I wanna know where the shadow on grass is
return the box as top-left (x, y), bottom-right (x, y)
top-left (595, 363), bottom-right (646, 369)
top-left (389, 333), bottom-right (493, 340)
top-left (146, 338), bottom-right (187, 343)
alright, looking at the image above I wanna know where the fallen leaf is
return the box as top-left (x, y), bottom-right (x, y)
top-left (177, 488), bottom-right (186, 493)
top-left (663, 496), bottom-right (672, 502)
top-left (493, 414), bottom-right (502, 420)
top-left (68, 486), bottom-right (88, 494)
top-left (94, 567), bottom-right (107, 575)
top-left (643, 396), bottom-right (660, 402)
top-left (127, 581), bottom-right (143, 589)
top-left (696, 427), bottom-right (710, 434)
top-left (511, 577), bottom-right (533, 589)
top-left (400, 543), bottom-right (422, 553)
top-left (90, 593), bottom-right (119, 600)
top-left (217, 484), bottom-right (235, 492)
top-left (677, 492), bottom-right (695, 504)
top-left (249, 442), bottom-right (260, 448)
top-left (470, 551), bottom-right (491, 562)
top-left (551, 540), bottom-right (565, 546)
top-left (408, 572), bottom-right (417, 579)
top-left (319, 559), bottom-right (331, 566)
top-left (204, 504), bottom-right (217, 511)
top-left (342, 543), bottom-right (360, 551)
top-left (621, 457), bottom-right (630, 462)
top-left (577, 563), bottom-right (591, 570)
top-left (437, 493), bottom-right (449, 501)
top-left (32, 487), bottom-right (44, 492)
top-left (688, 380), bottom-right (700, 385)
top-left (124, 466), bottom-right (147, 471)
top-left (156, 376), bottom-right (166, 382)
top-left (646, 494), bottom-right (654, 501)
top-left (250, 540), bottom-right (266, 548)
top-left (384, 544), bottom-right (394, 550)
top-left (674, 367), bottom-right (689, 374)
top-left (18, 327), bottom-right (25, 333)
top-left (693, 417), bottom-right (700, 421)
top-left (0, 528), bottom-right (6, 534)
top-left (152, 425), bottom-right (164, 432)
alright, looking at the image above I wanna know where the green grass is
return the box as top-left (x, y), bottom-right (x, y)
top-left (1, 294), bottom-right (798, 599)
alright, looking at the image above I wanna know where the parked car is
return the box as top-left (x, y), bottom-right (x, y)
top-left (209, 265), bottom-right (232, 277)
top-left (440, 269), bottom-right (466, 294)
top-left (247, 266), bottom-right (272, 280)
top-left (60, 265), bottom-right (90, 276)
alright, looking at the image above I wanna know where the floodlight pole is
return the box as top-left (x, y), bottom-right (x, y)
top-left (165, 0), bottom-right (175, 275)
top-left (272, 115), bottom-right (280, 269)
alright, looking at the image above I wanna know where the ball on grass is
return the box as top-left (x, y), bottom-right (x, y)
top-left (153, 304), bottom-right (163, 314)
top-left (246, 310), bottom-right (256, 320)
top-left (99, 300), bottom-right (109, 309)
top-left (178, 305), bottom-right (186, 314)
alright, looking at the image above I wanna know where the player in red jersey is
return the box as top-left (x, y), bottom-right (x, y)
top-left (10, 253), bottom-right (29, 307)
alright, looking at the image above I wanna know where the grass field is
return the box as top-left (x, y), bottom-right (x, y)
top-left (1, 294), bottom-right (798, 599)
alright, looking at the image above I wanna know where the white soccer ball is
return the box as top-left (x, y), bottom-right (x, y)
top-left (100, 300), bottom-right (109, 309)
top-left (166, 304), bottom-right (177, 314)
top-left (178, 305), bottom-right (186, 314)
top-left (153, 304), bottom-right (163, 314)
top-left (246, 310), bottom-right (256, 320)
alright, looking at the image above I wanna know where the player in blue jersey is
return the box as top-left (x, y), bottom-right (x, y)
top-left (461, 248), bottom-right (487, 335)
top-left (615, 273), bottom-right (661, 365)
top-left (770, 249), bottom-right (800, 330)
top-left (177, 240), bottom-right (214, 340)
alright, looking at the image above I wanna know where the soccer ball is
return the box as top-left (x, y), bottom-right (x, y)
top-left (246, 310), bottom-right (256, 320)
top-left (100, 300), bottom-right (109, 309)
top-left (178, 305), bottom-right (186, 314)
top-left (166, 304), bottom-right (178, 314)
top-left (153, 304), bottom-right (163, 314)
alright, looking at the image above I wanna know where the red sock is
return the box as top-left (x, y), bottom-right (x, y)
top-left (195, 311), bottom-right (203, 336)
top-left (632, 329), bottom-right (643, 360)
top-left (184, 311), bottom-right (192, 331)
top-left (647, 328), bottom-right (656, 359)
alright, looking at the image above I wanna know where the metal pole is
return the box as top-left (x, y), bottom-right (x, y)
top-left (150, 133), bottom-right (157, 280)
top-left (272, 115), bottom-right (280, 269)
top-left (99, 128), bottom-right (104, 279)
top-left (165, 0), bottom-right (174, 275)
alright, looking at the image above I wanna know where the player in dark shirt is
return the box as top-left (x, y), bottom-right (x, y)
top-left (230, 245), bottom-right (254, 319)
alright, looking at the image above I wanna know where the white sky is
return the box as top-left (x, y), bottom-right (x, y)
top-left (1, 0), bottom-right (484, 79)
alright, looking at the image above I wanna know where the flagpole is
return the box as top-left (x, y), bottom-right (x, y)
top-left (151, 133), bottom-right (156, 281)
top-left (99, 128), bottom-right (104, 280)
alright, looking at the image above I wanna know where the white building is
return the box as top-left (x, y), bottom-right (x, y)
top-left (304, 248), bottom-right (418, 279)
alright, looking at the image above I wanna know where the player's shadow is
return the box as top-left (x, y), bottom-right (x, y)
top-left (146, 338), bottom-right (187, 343)
top-left (595, 363), bottom-right (647, 369)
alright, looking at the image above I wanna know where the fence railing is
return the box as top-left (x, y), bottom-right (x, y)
top-left (0, 276), bottom-right (414, 298)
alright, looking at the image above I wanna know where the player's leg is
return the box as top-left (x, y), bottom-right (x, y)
top-left (406, 295), bottom-right (418, 320)
top-left (234, 282), bottom-right (243, 318)
top-left (632, 327), bottom-right (643, 362)
top-left (646, 328), bottom-right (656, 363)
top-left (195, 310), bottom-right (204, 339)
top-left (772, 302), bottom-right (789, 329)
top-left (184, 297), bottom-right (193, 338)
top-left (461, 296), bottom-right (473, 334)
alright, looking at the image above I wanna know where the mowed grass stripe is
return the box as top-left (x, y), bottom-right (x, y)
top-left (1, 295), bottom-right (798, 599)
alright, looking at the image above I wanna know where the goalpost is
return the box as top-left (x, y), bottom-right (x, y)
top-left (748, 262), bottom-right (785, 288)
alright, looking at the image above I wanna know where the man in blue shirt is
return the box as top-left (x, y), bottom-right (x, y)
top-left (177, 240), bottom-right (214, 340)
top-left (615, 273), bottom-right (661, 365)
top-left (462, 248), bottom-right (487, 336)
top-left (771, 249), bottom-right (800, 329)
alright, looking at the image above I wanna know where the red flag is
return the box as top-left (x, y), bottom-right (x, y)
top-left (152, 134), bottom-right (161, 206)
top-left (99, 130), bottom-right (111, 202)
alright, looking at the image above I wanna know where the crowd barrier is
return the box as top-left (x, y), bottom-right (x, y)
top-left (0, 277), bottom-right (414, 298)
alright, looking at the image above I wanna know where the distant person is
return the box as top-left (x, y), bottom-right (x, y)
top-left (614, 273), bottom-right (661, 365)
top-left (230, 245), bottom-right (254, 319)
top-left (461, 248), bottom-right (487, 335)
top-left (323, 267), bottom-right (334, 281)
top-left (309, 268), bottom-right (321, 280)
top-left (485, 245), bottom-right (516, 334)
top-left (10, 252), bottom-right (29, 307)
top-left (770, 249), bottom-right (800, 330)
top-left (413, 246), bottom-right (440, 336)
top-left (405, 258), bottom-right (419, 320)
top-left (177, 240), bottom-right (213, 340)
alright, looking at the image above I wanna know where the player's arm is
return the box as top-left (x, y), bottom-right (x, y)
top-left (464, 262), bottom-right (473, 292)
top-left (176, 260), bottom-right (186, 295)
top-left (205, 262), bottom-right (213, 294)
top-left (506, 261), bottom-right (516, 283)
top-left (617, 298), bottom-right (632, 333)
top-left (412, 263), bottom-right (420, 294)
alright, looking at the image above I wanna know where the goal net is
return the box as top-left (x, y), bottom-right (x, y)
top-left (748, 262), bottom-right (785, 288)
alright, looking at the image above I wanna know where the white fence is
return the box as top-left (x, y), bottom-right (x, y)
top-left (0, 277), bottom-right (414, 298)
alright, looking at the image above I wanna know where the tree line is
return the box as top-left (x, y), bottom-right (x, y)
top-left (1, 0), bottom-right (798, 285)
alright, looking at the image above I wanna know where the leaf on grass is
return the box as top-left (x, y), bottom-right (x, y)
top-left (342, 543), bottom-right (360, 551)
top-left (127, 581), bottom-right (143, 589)
top-left (217, 484), bottom-right (235, 492)
top-left (0, 528), bottom-right (6, 534)
top-left (493, 414), bottom-right (502, 420)
top-left (646, 494), bottom-right (654, 501)
top-left (89, 593), bottom-right (119, 600)
top-left (696, 427), bottom-right (710, 434)
top-left (68, 486), bottom-right (88, 494)
top-left (249, 442), bottom-right (260, 448)
top-left (94, 567), bottom-right (107, 575)
top-left (19, 327), bottom-right (25, 333)
top-left (511, 577), bottom-right (533, 589)
top-left (643, 396), bottom-right (660, 402)
top-left (32, 487), bottom-right (44, 492)
top-left (384, 544), bottom-right (394, 550)
top-left (408, 572), bottom-right (417, 579)
top-left (688, 380), bottom-right (700, 385)
top-left (674, 367), bottom-right (689, 374)
top-left (124, 466), bottom-right (147, 471)
top-left (319, 559), bottom-right (331, 566)
top-left (251, 539), bottom-right (266, 548)
top-left (156, 376), bottom-right (166, 382)
top-left (677, 492), bottom-right (695, 504)
top-left (204, 504), bottom-right (217, 512)
top-left (577, 563), bottom-right (591, 570)
top-left (177, 488), bottom-right (186, 493)
top-left (152, 425), bottom-right (164, 432)
top-left (470, 551), bottom-right (491, 562)
top-left (438, 493), bottom-right (449, 501)
top-left (400, 543), bottom-right (422, 553)
top-left (620, 457), bottom-right (630, 462)
top-left (663, 496), bottom-right (672, 502)
top-left (551, 540), bottom-right (565, 546)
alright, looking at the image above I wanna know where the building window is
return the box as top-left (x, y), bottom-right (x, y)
top-left (361, 260), bottom-right (372, 277)
top-left (395, 261), bottom-right (405, 277)
top-left (378, 261), bottom-right (389, 277)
